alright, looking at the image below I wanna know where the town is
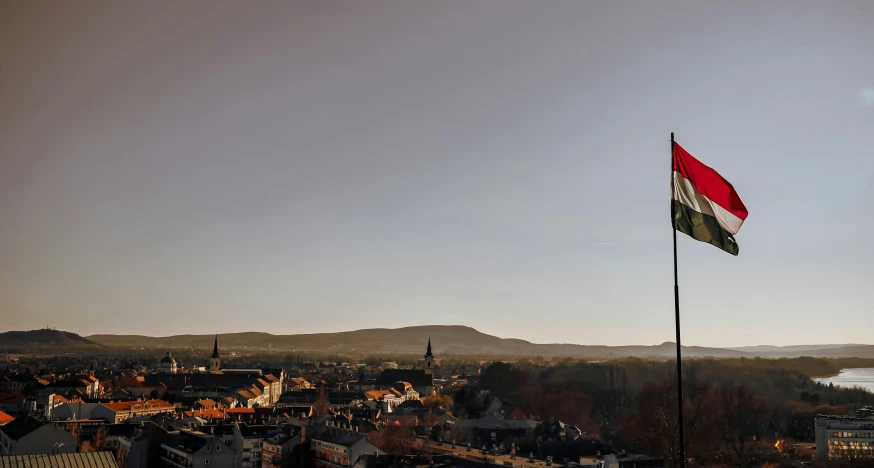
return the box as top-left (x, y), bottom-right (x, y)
top-left (1, 335), bottom-right (873, 467)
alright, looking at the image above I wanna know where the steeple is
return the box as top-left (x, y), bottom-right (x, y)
top-left (424, 336), bottom-right (434, 376)
top-left (211, 335), bottom-right (220, 359)
top-left (209, 335), bottom-right (221, 371)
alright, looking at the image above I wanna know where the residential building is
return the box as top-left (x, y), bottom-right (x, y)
top-left (233, 423), bottom-right (277, 468)
top-left (117, 422), bottom-right (169, 468)
top-left (310, 427), bottom-right (382, 468)
top-left (0, 415), bottom-right (77, 455)
top-left (160, 429), bottom-right (236, 468)
top-left (23, 393), bottom-right (65, 420)
top-left (815, 414), bottom-right (874, 460)
top-left (99, 400), bottom-right (176, 424)
top-left (262, 430), bottom-right (301, 468)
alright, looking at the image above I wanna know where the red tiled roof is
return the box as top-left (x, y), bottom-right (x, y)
top-left (365, 390), bottom-right (391, 401)
top-left (225, 408), bottom-right (255, 414)
top-left (0, 393), bottom-right (25, 404)
top-left (195, 399), bottom-right (217, 409)
top-left (183, 409), bottom-right (226, 419)
top-left (102, 399), bottom-right (174, 412)
top-left (0, 410), bottom-right (15, 425)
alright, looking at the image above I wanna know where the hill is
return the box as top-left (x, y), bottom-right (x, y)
top-left (86, 326), bottom-right (753, 358)
top-left (0, 329), bottom-right (102, 350)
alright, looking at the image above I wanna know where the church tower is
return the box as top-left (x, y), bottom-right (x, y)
top-left (423, 337), bottom-right (434, 376)
top-left (209, 335), bottom-right (221, 371)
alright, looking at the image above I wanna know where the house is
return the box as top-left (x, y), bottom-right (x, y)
top-left (24, 393), bottom-right (66, 420)
top-left (160, 429), bottom-right (236, 468)
top-left (116, 422), bottom-right (169, 468)
top-left (232, 423), bottom-right (278, 468)
top-left (0, 415), bottom-right (77, 455)
top-left (288, 377), bottom-right (314, 391)
top-left (262, 431), bottom-right (300, 468)
top-left (0, 375), bottom-right (45, 394)
top-left (311, 426), bottom-right (383, 468)
top-left (365, 390), bottom-right (405, 413)
top-left (0, 451), bottom-right (119, 468)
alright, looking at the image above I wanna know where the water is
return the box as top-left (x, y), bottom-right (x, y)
top-left (815, 368), bottom-right (874, 393)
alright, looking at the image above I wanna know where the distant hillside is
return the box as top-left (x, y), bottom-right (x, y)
top-left (87, 326), bottom-right (755, 358)
top-left (727, 344), bottom-right (863, 353)
top-left (0, 329), bottom-right (102, 350)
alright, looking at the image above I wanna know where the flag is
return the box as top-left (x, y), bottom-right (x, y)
top-left (671, 142), bottom-right (748, 255)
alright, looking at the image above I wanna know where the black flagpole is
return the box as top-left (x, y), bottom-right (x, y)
top-left (671, 132), bottom-right (687, 468)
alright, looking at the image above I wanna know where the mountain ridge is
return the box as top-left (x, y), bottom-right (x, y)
top-left (0, 329), bottom-right (102, 349)
top-left (80, 325), bottom-right (874, 359)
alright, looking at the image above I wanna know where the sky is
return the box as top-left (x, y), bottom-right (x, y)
top-left (1, 1), bottom-right (872, 347)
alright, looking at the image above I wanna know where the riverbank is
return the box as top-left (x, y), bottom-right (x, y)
top-left (814, 368), bottom-right (874, 393)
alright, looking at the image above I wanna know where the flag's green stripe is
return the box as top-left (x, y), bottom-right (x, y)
top-left (671, 200), bottom-right (739, 256)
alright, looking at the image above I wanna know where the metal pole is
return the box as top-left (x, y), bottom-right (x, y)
top-left (671, 132), bottom-right (687, 468)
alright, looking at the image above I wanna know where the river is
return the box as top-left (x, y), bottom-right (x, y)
top-left (814, 368), bottom-right (874, 393)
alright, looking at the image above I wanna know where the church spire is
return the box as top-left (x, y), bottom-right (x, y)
top-left (211, 335), bottom-right (220, 359)
top-left (425, 336), bottom-right (433, 358)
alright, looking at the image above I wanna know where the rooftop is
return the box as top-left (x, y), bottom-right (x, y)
top-left (0, 416), bottom-right (45, 441)
top-left (0, 452), bottom-right (119, 468)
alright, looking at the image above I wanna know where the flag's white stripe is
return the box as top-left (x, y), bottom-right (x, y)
top-left (672, 171), bottom-right (744, 234)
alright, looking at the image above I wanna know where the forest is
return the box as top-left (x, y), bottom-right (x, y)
top-left (465, 357), bottom-right (874, 467)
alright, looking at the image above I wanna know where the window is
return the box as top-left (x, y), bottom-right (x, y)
top-left (216, 445), bottom-right (220, 451)
top-left (204, 460), bottom-right (209, 465)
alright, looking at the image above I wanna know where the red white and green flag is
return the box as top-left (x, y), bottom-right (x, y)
top-left (671, 142), bottom-right (748, 255)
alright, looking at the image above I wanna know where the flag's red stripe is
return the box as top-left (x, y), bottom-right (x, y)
top-left (672, 143), bottom-right (748, 221)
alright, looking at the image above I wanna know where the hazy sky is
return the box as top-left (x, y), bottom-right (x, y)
top-left (1, 1), bottom-right (872, 346)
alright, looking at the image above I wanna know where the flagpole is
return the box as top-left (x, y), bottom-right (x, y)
top-left (671, 132), bottom-right (687, 468)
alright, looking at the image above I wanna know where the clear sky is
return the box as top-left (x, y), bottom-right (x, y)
top-left (1, 1), bottom-right (872, 346)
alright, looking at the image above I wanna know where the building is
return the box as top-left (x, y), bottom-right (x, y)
top-left (160, 429), bottom-right (236, 468)
top-left (815, 414), bottom-right (874, 460)
top-left (0, 415), bottom-right (77, 456)
top-left (116, 422), bottom-right (169, 468)
top-left (23, 393), bottom-right (65, 420)
top-left (158, 352), bottom-right (178, 374)
top-left (311, 426), bottom-right (382, 468)
top-left (374, 339), bottom-right (435, 396)
top-left (210, 336), bottom-right (221, 372)
top-left (262, 430), bottom-right (301, 468)
top-left (232, 423), bottom-right (276, 468)
top-left (97, 400), bottom-right (176, 424)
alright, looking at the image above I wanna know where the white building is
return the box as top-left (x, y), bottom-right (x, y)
top-left (157, 352), bottom-right (177, 374)
top-left (815, 415), bottom-right (874, 460)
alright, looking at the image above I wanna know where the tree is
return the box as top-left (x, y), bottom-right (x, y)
top-left (313, 386), bottom-right (330, 419)
top-left (421, 393), bottom-right (453, 408)
top-left (616, 381), bottom-right (716, 467)
top-left (709, 386), bottom-right (772, 468)
top-left (367, 422), bottom-right (416, 455)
